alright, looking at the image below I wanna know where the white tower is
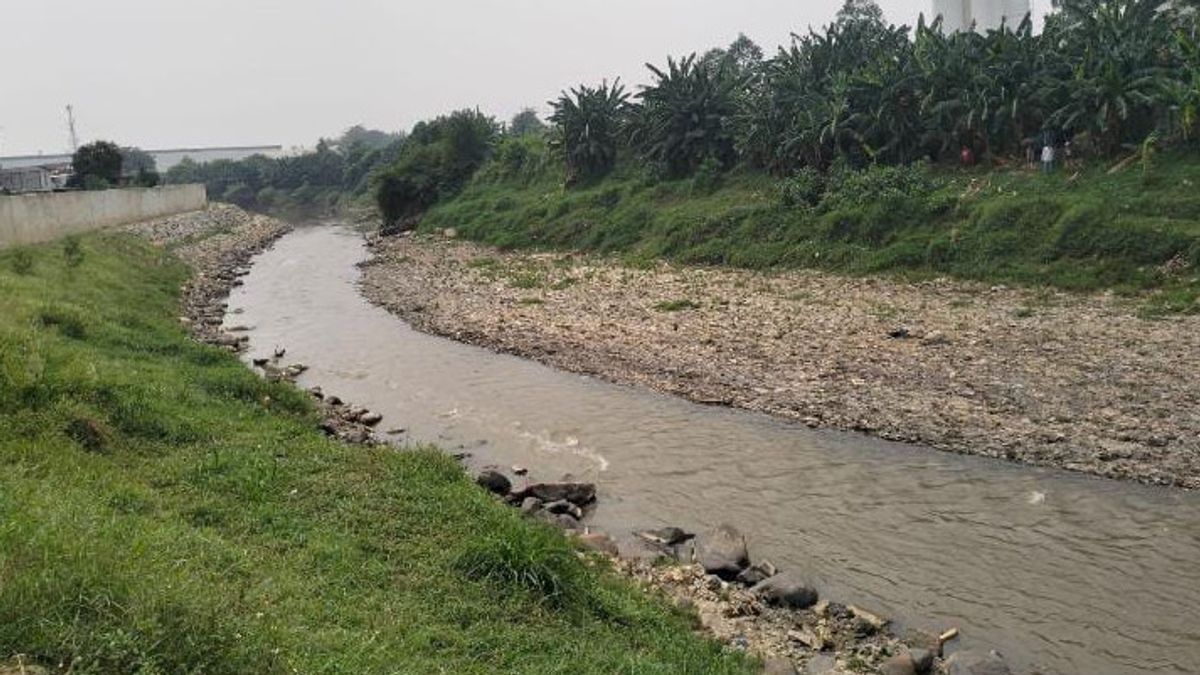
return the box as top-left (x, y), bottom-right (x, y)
top-left (932, 0), bottom-right (1032, 33)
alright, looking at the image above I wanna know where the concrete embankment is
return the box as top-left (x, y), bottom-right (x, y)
top-left (360, 233), bottom-right (1200, 489)
top-left (0, 184), bottom-right (206, 248)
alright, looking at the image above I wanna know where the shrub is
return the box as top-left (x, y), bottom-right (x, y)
top-left (10, 248), bottom-right (34, 275)
top-left (63, 236), bottom-right (85, 268)
top-left (779, 167), bottom-right (824, 208)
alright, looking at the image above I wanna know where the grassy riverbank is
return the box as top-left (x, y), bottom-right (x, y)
top-left (0, 234), bottom-right (751, 674)
top-left (420, 143), bottom-right (1200, 314)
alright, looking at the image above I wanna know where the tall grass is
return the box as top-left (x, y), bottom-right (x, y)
top-left (0, 234), bottom-right (752, 674)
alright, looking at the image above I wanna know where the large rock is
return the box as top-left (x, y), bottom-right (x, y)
top-left (879, 652), bottom-right (917, 675)
top-left (751, 572), bottom-right (818, 609)
top-left (514, 482), bottom-right (596, 506)
top-left (696, 523), bottom-right (750, 579)
top-left (475, 470), bottom-right (512, 496)
top-left (804, 655), bottom-right (837, 674)
top-left (909, 648), bottom-right (935, 675)
top-left (944, 650), bottom-right (1012, 675)
top-left (636, 526), bottom-right (693, 547)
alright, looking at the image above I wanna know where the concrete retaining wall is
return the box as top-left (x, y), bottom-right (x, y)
top-left (0, 184), bottom-right (207, 248)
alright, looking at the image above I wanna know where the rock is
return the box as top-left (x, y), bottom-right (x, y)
top-left (902, 628), bottom-right (943, 655)
top-left (888, 327), bottom-right (911, 339)
top-left (307, 386), bottom-right (324, 399)
top-left (324, 395), bottom-right (343, 406)
top-left (751, 572), bottom-right (818, 609)
top-left (535, 509), bottom-right (580, 531)
top-left (696, 524), bottom-right (750, 580)
top-left (386, 427), bottom-right (407, 435)
top-left (636, 526), bottom-right (694, 547)
top-left (544, 499), bottom-right (584, 520)
top-left (879, 652), bottom-right (917, 675)
top-left (736, 561), bottom-right (777, 586)
top-left (514, 482), bottom-right (596, 506)
top-left (762, 658), bottom-right (798, 675)
top-left (339, 428), bottom-right (371, 444)
top-left (944, 650), bottom-right (1012, 675)
top-left (576, 532), bottom-right (619, 556)
top-left (922, 330), bottom-right (950, 346)
top-left (476, 470), bottom-right (512, 496)
top-left (443, 227), bottom-right (458, 238)
top-left (520, 497), bottom-right (544, 515)
top-left (252, 357), bottom-right (270, 367)
top-left (804, 654), bottom-right (837, 674)
top-left (512, 465), bottom-right (528, 476)
top-left (360, 411), bottom-right (383, 426)
top-left (909, 648), bottom-right (935, 674)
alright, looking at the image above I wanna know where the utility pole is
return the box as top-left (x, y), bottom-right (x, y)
top-left (66, 105), bottom-right (79, 153)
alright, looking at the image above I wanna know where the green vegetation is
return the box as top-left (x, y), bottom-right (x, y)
top-left (654, 300), bottom-right (702, 312)
top-left (421, 137), bottom-right (1200, 313)
top-left (0, 235), bottom-right (752, 674)
top-left (69, 141), bottom-right (124, 190)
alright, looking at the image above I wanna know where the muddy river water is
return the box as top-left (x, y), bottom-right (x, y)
top-left (228, 226), bottom-right (1200, 674)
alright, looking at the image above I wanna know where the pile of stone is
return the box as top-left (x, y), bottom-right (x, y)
top-left (471, 462), bottom-right (1013, 675)
top-left (126, 204), bottom-right (291, 354)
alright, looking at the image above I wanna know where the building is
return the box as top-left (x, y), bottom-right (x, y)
top-left (0, 166), bottom-right (54, 193)
top-left (932, 0), bottom-right (1032, 33)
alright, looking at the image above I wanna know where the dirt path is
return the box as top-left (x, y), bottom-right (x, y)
top-left (360, 234), bottom-right (1200, 489)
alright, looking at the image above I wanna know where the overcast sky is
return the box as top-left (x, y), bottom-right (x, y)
top-left (0, 0), bottom-right (1049, 156)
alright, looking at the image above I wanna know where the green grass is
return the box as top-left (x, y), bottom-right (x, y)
top-left (421, 147), bottom-right (1200, 314)
top-left (0, 234), bottom-right (752, 675)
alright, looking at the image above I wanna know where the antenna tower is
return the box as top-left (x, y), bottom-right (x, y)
top-left (66, 105), bottom-right (79, 152)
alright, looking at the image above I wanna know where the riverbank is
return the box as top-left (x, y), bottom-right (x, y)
top-left (360, 234), bottom-right (1200, 489)
top-left (0, 211), bottom-right (755, 674)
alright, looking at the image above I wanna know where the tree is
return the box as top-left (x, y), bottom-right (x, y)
top-left (632, 54), bottom-right (741, 177)
top-left (509, 108), bottom-right (547, 136)
top-left (70, 141), bottom-right (123, 189)
top-left (549, 81), bottom-right (631, 183)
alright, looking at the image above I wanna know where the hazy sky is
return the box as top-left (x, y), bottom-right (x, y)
top-left (0, 1), bottom-right (1048, 156)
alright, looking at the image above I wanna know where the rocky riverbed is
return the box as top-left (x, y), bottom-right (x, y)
top-left (360, 233), bottom-right (1200, 490)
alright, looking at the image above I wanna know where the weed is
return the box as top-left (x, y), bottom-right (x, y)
top-left (10, 248), bottom-right (34, 275)
top-left (654, 299), bottom-right (701, 312)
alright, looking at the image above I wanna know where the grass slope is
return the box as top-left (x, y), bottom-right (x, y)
top-left (422, 147), bottom-right (1200, 314)
top-left (0, 234), bottom-right (751, 675)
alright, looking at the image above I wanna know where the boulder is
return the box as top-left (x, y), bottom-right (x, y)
top-left (879, 652), bottom-right (917, 675)
top-left (476, 470), bottom-right (512, 496)
top-left (696, 524), bottom-right (750, 579)
top-left (736, 561), bottom-right (778, 586)
top-left (909, 648), bottom-right (935, 675)
top-left (944, 650), bottom-right (1012, 675)
top-left (520, 497), bottom-right (543, 515)
top-left (535, 509), bottom-right (580, 531)
top-left (751, 572), bottom-right (818, 609)
top-left (360, 411), bottom-right (383, 426)
top-left (514, 482), bottom-right (596, 506)
top-left (544, 499), bottom-right (584, 520)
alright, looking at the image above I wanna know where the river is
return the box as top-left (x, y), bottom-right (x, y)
top-left (227, 225), bottom-right (1200, 674)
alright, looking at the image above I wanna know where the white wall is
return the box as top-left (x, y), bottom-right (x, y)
top-left (0, 184), bottom-right (206, 248)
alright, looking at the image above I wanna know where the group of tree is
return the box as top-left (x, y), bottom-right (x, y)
top-left (544, 0), bottom-right (1200, 180)
top-left (163, 125), bottom-right (405, 214)
top-left (69, 142), bottom-right (160, 190)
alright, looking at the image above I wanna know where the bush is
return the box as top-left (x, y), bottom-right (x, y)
top-left (779, 167), bottom-right (824, 208)
top-left (63, 236), bottom-right (85, 267)
top-left (10, 248), bottom-right (34, 275)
